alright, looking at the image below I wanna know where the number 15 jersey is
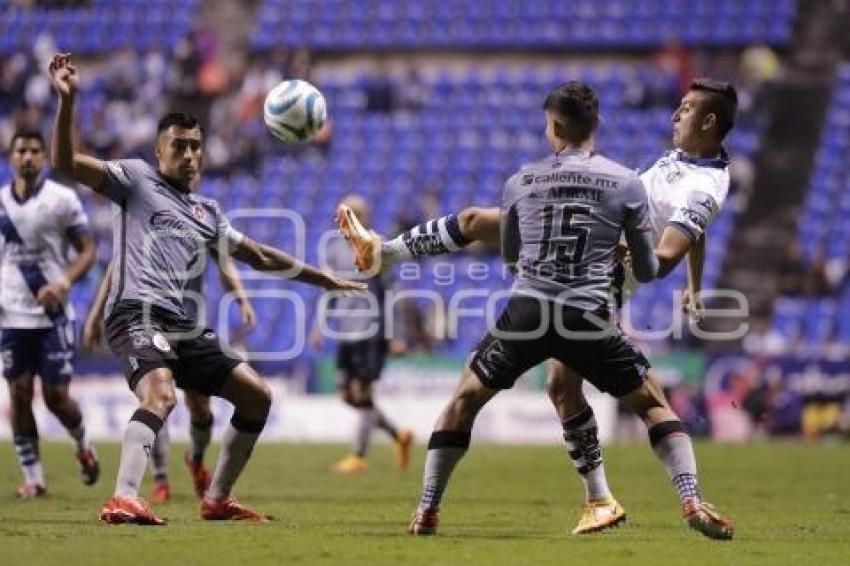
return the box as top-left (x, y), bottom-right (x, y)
top-left (501, 148), bottom-right (654, 311)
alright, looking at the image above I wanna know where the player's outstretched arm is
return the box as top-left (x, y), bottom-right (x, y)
top-left (213, 250), bottom-right (256, 330)
top-left (683, 233), bottom-right (706, 318)
top-left (82, 261), bottom-right (113, 350)
top-left (654, 227), bottom-right (693, 278)
top-left (48, 53), bottom-right (108, 191)
top-left (231, 237), bottom-right (367, 292)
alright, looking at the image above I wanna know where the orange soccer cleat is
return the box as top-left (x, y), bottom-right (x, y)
top-left (335, 203), bottom-right (382, 273)
top-left (408, 507), bottom-right (440, 536)
top-left (683, 498), bottom-right (734, 540)
top-left (150, 481), bottom-right (171, 503)
top-left (100, 495), bottom-right (166, 525)
top-left (200, 496), bottom-right (269, 523)
top-left (184, 452), bottom-right (211, 499)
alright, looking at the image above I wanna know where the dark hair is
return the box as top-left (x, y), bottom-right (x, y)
top-left (688, 78), bottom-right (738, 139)
top-left (156, 112), bottom-right (204, 136)
top-left (9, 128), bottom-right (45, 151)
top-left (542, 81), bottom-right (600, 143)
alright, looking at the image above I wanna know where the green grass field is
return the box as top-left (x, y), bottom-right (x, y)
top-left (0, 442), bottom-right (848, 565)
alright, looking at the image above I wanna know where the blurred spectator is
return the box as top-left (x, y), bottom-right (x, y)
top-left (396, 66), bottom-right (429, 112)
top-left (742, 318), bottom-right (790, 357)
top-left (653, 38), bottom-right (695, 96)
top-left (778, 243), bottom-right (805, 296)
top-left (365, 74), bottom-right (396, 113)
top-left (804, 254), bottom-right (833, 297)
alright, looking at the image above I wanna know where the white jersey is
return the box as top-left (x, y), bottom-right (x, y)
top-left (0, 178), bottom-right (89, 328)
top-left (640, 148), bottom-right (730, 246)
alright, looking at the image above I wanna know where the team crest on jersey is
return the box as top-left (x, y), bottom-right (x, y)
top-left (191, 204), bottom-right (205, 220)
top-left (666, 168), bottom-right (684, 183)
top-left (152, 333), bottom-right (171, 352)
top-left (130, 330), bottom-right (151, 348)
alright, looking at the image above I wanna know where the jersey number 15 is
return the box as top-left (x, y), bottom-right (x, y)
top-left (537, 204), bottom-right (591, 264)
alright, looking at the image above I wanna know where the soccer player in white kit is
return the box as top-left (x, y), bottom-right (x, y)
top-left (337, 78), bottom-right (737, 540)
top-left (0, 129), bottom-right (99, 498)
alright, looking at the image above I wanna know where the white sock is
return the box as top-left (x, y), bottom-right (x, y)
top-left (14, 434), bottom-right (45, 486)
top-left (561, 406), bottom-right (612, 501)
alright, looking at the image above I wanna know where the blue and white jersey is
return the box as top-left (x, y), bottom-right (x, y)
top-left (640, 149), bottom-right (730, 246)
top-left (0, 177), bottom-right (89, 328)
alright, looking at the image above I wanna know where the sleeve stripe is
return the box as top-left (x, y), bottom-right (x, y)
top-left (437, 217), bottom-right (461, 252)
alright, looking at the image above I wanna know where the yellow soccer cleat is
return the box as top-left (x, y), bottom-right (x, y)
top-left (394, 430), bottom-right (414, 471)
top-left (335, 203), bottom-right (382, 273)
top-left (683, 498), bottom-right (734, 540)
top-left (571, 496), bottom-right (627, 535)
top-left (332, 454), bottom-right (368, 475)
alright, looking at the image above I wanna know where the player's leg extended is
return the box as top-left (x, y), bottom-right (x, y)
top-left (149, 424), bottom-right (171, 502)
top-left (43, 384), bottom-right (99, 487)
top-left (546, 361), bottom-right (625, 534)
top-left (619, 372), bottom-right (733, 540)
top-left (409, 367), bottom-right (499, 535)
top-left (101, 368), bottom-right (177, 525)
top-left (337, 205), bottom-right (499, 272)
top-left (7, 372), bottom-right (46, 498)
top-left (41, 322), bottom-right (99, 486)
top-left (333, 379), bottom-right (371, 474)
top-left (184, 390), bottom-right (213, 498)
top-left (201, 363), bottom-right (271, 523)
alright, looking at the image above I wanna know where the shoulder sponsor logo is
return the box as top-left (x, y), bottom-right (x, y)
top-left (152, 333), bottom-right (171, 352)
top-left (191, 204), bottom-right (205, 221)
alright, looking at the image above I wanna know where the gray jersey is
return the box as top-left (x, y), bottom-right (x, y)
top-left (100, 159), bottom-right (244, 320)
top-left (501, 148), bottom-right (656, 310)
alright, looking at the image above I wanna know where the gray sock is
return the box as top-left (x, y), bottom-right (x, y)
top-left (115, 410), bottom-right (162, 497)
top-left (353, 407), bottom-right (377, 458)
top-left (189, 417), bottom-right (213, 464)
top-left (151, 424), bottom-right (170, 482)
top-left (207, 417), bottom-right (264, 501)
top-left (649, 421), bottom-right (700, 503)
top-left (417, 431), bottom-right (471, 511)
top-left (374, 407), bottom-right (399, 440)
top-left (562, 406), bottom-right (611, 501)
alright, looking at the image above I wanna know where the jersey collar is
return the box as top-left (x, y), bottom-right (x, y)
top-left (673, 147), bottom-right (729, 169)
top-left (8, 171), bottom-right (47, 205)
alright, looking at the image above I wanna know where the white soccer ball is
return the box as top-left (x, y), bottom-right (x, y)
top-left (263, 79), bottom-right (327, 143)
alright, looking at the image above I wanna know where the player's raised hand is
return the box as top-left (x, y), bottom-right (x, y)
top-left (48, 53), bottom-right (78, 99)
top-left (681, 289), bottom-right (705, 322)
top-left (36, 280), bottom-right (69, 312)
top-left (240, 301), bottom-right (257, 331)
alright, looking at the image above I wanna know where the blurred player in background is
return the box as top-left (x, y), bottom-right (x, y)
top-left (0, 129), bottom-right (99, 498)
top-left (339, 79), bottom-right (737, 539)
top-left (84, 245), bottom-right (257, 502)
top-left (49, 53), bottom-right (365, 525)
top-left (311, 195), bottom-right (413, 475)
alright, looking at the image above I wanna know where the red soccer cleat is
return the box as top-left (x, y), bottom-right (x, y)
top-left (16, 482), bottom-right (47, 499)
top-left (200, 496), bottom-right (269, 523)
top-left (150, 481), bottom-right (171, 503)
top-left (76, 448), bottom-right (100, 486)
top-left (408, 507), bottom-right (439, 536)
top-left (100, 495), bottom-right (166, 525)
top-left (184, 452), bottom-right (211, 499)
top-left (683, 498), bottom-right (734, 540)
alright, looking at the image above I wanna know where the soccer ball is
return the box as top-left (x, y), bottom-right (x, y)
top-left (263, 79), bottom-right (327, 143)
